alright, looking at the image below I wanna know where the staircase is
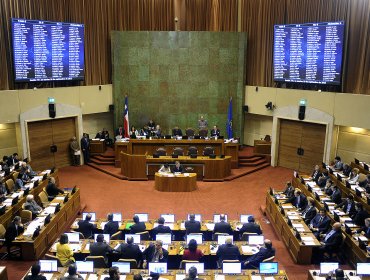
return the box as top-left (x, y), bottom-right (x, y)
top-left (239, 155), bottom-right (269, 167)
top-left (90, 154), bottom-right (115, 165)
top-left (87, 149), bottom-right (126, 180)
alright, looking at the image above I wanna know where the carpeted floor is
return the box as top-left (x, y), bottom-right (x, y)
top-left (1, 161), bottom-right (318, 280)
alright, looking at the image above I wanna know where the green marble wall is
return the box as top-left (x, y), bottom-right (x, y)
top-left (112, 31), bottom-right (246, 138)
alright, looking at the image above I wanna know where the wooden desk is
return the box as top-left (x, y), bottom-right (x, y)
top-left (154, 173), bottom-right (197, 192)
top-left (265, 192), bottom-right (321, 264)
top-left (0, 267), bottom-right (7, 280)
top-left (307, 270), bottom-right (367, 280)
top-left (90, 139), bottom-right (106, 154)
top-left (351, 161), bottom-right (369, 175)
top-left (14, 189), bottom-right (81, 260)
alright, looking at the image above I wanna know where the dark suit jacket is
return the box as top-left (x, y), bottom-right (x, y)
top-left (152, 225), bottom-right (171, 239)
top-left (342, 166), bottom-right (352, 177)
top-left (172, 166), bottom-right (183, 173)
top-left (24, 275), bottom-right (47, 280)
top-left (323, 230), bottom-right (343, 253)
top-left (311, 170), bottom-right (321, 182)
top-left (143, 243), bottom-right (168, 262)
top-left (282, 186), bottom-right (295, 198)
top-left (352, 210), bottom-right (369, 227)
top-left (46, 182), bottom-right (64, 197)
top-left (116, 243), bottom-right (143, 262)
top-left (77, 220), bottom-right (95, 239)
top-left (81, 137), bottom-right (89, 150)
top-left (357, 226), bottom-right (370, 238)
top-left (318, 175), bottom-right (329, 188)
top-left (246, 247), bottom-right (275, 268)
top-left (172, 129), bottom-right (183, 136)
top-left (5, 222), bottom-right (24, 245)
top-left (331, 189), bottom-right (342, 204)
top-left (214, 221), bottom-right (232, 234)
top-left (239, 223), bottom-right (262, 235)
top-left (337, 200), bottom-right (356, 216)
top-left (301, 206), bottom-right (317, 223)
top-left (185, 220), bottom-right (201, 234)
top-left (216, 244), bottom-right (240, 262)
top-left (210, 129), bottom-right (220, 137)
top-left (103, 221), bottom-right (119, 235)
top-left (90, 241), bottom-right (113, 260)
top-left (286, 194), bottom-right (308, 209)
top-left (310, 214), bottom-right (331, 233)
top-left (130, 222), bottom-right (146, 234)
top-left (115, 128), bottom-right (124, 137)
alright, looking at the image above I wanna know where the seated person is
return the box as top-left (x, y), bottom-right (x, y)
top-left (182, 239), bottom-right (204, 261)
top-left (7, 153), bottom-right (19, 166)
top-left (323, 180), bottom-right (334, 195)
top-left (14, 172), bottom-right (25, 191)
top-left (130, 215), bottom-right (146, 234)
top-left (239, 216), bottom-right (262, 236)
top-left (95, 131), bottom-right (103, 139)
top-left (152, 217), bottom-right (171, 239)
top-left (115, 236), bottom-right (143, 265)
top-left (301, 197), bottom-right (317, 224)
top-left (317, 170), bottom-right (330, 188)
top-left (56, 234), bottom-right (75, 267)
top-left (285, 189), bottom-right (308, 210)
top-left (154, 125), bottom-right (162, 137)
top-left (310, 165), bottom-right (321, 182)
top-left (140, 125), bottom-right (150, 136)
top-left (24, 194), bottom-right (43, 219)
top-left (213, 214), bottom-right (232, 235)
top-left (333, 156), bottom-right (343, 170)
top-left (309, 209), bottom-right (331, 237)
top-left (216, 237), bottom-right (240, 264)
top-left (77, 213), bottom-right (96, 239)
top-left (244, 239), bottom-right (275, 269)
top-left (185, 214), bottom-right (201, 234)
top-left (148, 120), bottom-right (156, 131)
top-left (102, 128), bottom-right (113, 146)
top-left (355, 217), bottom-right (370, 238)
top-left (103, 267), bottom-right (120, 280)
top-left (351, 203), bottom-right (369, 226)
top-left (315, 223), bottom-right (343, 262)
top-left (60, 264), bottom-right (83, 280)
top-left (24, 264), bottom-right (47, 280)
top-left (89, 234), bottom-right (113, 264)
top-left (342, 163), bottom-right (352, 177)
top-left (330, 185), bottom-right (342, 204)
top-left (172, 126), bottom-right (183, 137)
top-left (184, 266), bottom-right (200, 280)
top-left (282, 181), bottom-right (294, 198)
top-left (143, 240), bottom-right (168, 266)
top-left (130, 126), bottom-right (139, 138)
top-left (158, 164), bottom-right (171, 173)
top-left (22, 160), bottom-right (37, 177)
top-left (5, 216), bottom-right (24, 255)
top-left (46, 177), bottom-right (64, 198)
top-left (115, 126), bottom-right (124, 138)
top-left (0, 182), bottom-right (8, 202)
top-left (335, 194), bottom-right (356, 216)
top-left (172, 161), bottom-right (183, 173)
top-left (210, 125), bottom-right (221, 137)
top-left (104, 213), bottom-right (119, 235)
top-left (348, 168), bottom-right (360, 184)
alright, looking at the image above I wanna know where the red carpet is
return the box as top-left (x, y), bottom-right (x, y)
top-left (2, 162), bottom-right (317, 280)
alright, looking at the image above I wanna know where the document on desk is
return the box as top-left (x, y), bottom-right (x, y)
top-left (264, 277), bottom-right (275, 280)
top-left (304, 241), bottom-right (316, 246)
top-left (176, 274), bottom-right (186, 280)
top-left (214, 274), bottom-right (225, 280)
top-left (205, 223), bottom-right (215, 230)
top-left (314, 277), bottom-right (326, 280)
top-left (87, 274), bottom-right (99, 280)
top-left (84, 243), bottom-right (90, 251)
top-left (210, 245), bottom-right (219, 254)
top-left (288, 215), bottom-right (300, 220)
top-left (241, 245), bottom-right (258, 254)
top-left (281, 205), bottom-right (293, 209)
top-left (307, 182), bottom-right (316, 187)
top-left (251, 276), bottom-right (262, 280)
top-left (358, 236), bottom-right (368, 242)
top-left (43, 273), bottom-right (54, 280)
top-left (301, 236), bottom-right (314, 241)
top-left (292, 223), bottom-right (304, 228)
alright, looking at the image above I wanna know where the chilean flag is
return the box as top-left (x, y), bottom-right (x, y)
top-left (123, 96), bottom-right (129, 138)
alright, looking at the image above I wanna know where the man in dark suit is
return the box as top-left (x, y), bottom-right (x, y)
top-left (285, 190), bottom-right (308, 210)
top-left (103, 213), bottom-right (119, 236)
top-left (244, 239), bottom-right (275, 269)
top-left (316, 222), bottom-right (343, 261)
top-left (238, 216), bottom-right (262, 236)
top-left (80, 133), bottom-right (90, 164)
top-left (89, 234), bottom-right (113, 264)
top-left (335, 194), bottom-right (356, 216)
top-left (323, 180), bottom-right (334, 195)
top-left (301, 197), bottom-right (317, 224)
top-left (5, 216), bottom-right (24, 255)
top-left (282, 181), bottom-right (295, 198)
top-left (152, 217), bottom-right (171, 239)
top-left (210, 125), bottom-right (221, 137)
top-left (214, 214), bottom-right (232, 235)
top-left (355, 218), bottom-right (370, 238)
top-left (115, 126), bottom-right (124, 137)
top-left (330, 185), bottom-right (342, 204)
top-left (351, 203), bottom-right (369, 226)
top-left (143, 240), bottom-right (168, 266)
top-left (185, 214), bottom-right (201, 234)
top-left (24, 264), bottom-right (47, 280)
top-left (172, 126), bottom-right (183, 137)
top-left (130, 215), bottom-right (146, 234)
top-left (309, 209), bottom-right (331, 238)
top-left (116, 236), bottom-right (143, 265)
top-left (46, 177), bottom-right (64, 198)
top-left (311, 165), bottom-right (321, 183)
top-left (216, 238), bottom-right (240, 264)
top-left (342, 164), bottom-right (352, 177)
top-left (317, 169), bottom-right (330, 188)
top-left (172, 161), bottom-right (183, 173)
top-left (77, 213), bottom-right (96, 239)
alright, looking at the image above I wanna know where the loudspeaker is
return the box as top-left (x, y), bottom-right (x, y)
top-left (50, 145), bottom-right (57, 153)
top-left (243, 105), bottom-right (249, 113)
top-left (109, 104), bottom-right (114, 112)
top-left (298, 105), bottom-right (306, 120)
top-left (48, 103), bottom-right (56, 118)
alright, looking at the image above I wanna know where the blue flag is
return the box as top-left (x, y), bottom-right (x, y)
top-left (227, 97), bottom-right (233, 139)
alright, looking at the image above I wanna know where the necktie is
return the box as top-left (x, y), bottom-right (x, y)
top-left (296, 196), bottom-right (300, 207)
top-left (325, 230), bottom-right (334, 242)
top-left (319, 216), bottom-right (323, 224)
top-left (153, 250), bottom-right (159, 262)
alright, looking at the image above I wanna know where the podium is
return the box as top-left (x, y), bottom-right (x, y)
top-left (154, 172), bottom-right (197, 192)
top-left (121, 153), bottom-right (147, 180)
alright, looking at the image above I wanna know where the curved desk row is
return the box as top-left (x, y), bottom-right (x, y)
top-left (154, 172), bottom-right (197, 192)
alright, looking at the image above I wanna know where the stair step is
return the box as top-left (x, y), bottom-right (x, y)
top-left (90, 158), bottom-right (115, 165)
top-left (92, 155), bottom-right (114, 162)
top-left (238, 155), bottom-right (262, 159)
top-left (87, 163), bottom-right (126, 180)
top-left (239, 159), bottom-right (267, 166)
top-left (239, 156), bottom-right (264, 163)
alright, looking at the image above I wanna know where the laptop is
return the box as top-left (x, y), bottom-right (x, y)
top-left (135, 213), bottom-right (149, 222)
top-left (111, 262), bottom-right (131, 274)
top-left (160, 214), bottom-right (175, 223)
top-left (39, 260), bottom-right (58, 272)
top-left (66, 232), bottom-right (80, 243)
top-left (240, 214), bottom-right (252, 223)
top-left (148, 262), bottom-right (167, 274)
top-left (320, 262), bottom-right (339, 275)
top-left (76, 261), bottom-right (94, 273)
top-left (248, 235), bottom-right (264, 245)
top-left (213, 214), bottom-right (228, 223)
top-left (222, 262), bottom-right (241, 274)
top-left (125, 234), bottom-right (141, 244)
top-left (357, 263), bottom-right (370, 276)
top-left (112, 213), bottom-right (122, 222)
top-left (187, 214), bottom-right (201, 222)
top-left (156, 234), bottom-right (172, 245)
top-left (259, 262), bottom-right (278, 274)
top-left (94, 234), bottom-right (110, 243)
top-left (186, 234), bottom-right (203, 244)
top-left (185, 263), bottom-right (205, 274)
top-left (82, 212), bottom-right (96, 221)
top-left (217, 235), bottom-right (233, 245)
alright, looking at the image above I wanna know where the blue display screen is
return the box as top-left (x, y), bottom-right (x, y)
top-left (11, 18), bottom-right (85, 82)
top-left (273, 21), bottom-right (345, 85)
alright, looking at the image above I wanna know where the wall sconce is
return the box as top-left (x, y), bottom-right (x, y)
top-left (265, 102), bottom-right (275, 111)
top-left (174, 17), bottom-right (179, 31)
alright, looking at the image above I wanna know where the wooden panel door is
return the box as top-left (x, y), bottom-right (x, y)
top-left (51, 118), bottom-right (76, 168)
top-left (277, 119), bottom-right (302, 170)
top-left (28, 120), bottom-right (55, 170)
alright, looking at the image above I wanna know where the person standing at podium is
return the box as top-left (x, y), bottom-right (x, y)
top-left (210, 125), bottom-right (220, 137)
top-left (172, 161), bottom-right (183, 173)
top-left (198, 116), bottom-right (208, 130)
